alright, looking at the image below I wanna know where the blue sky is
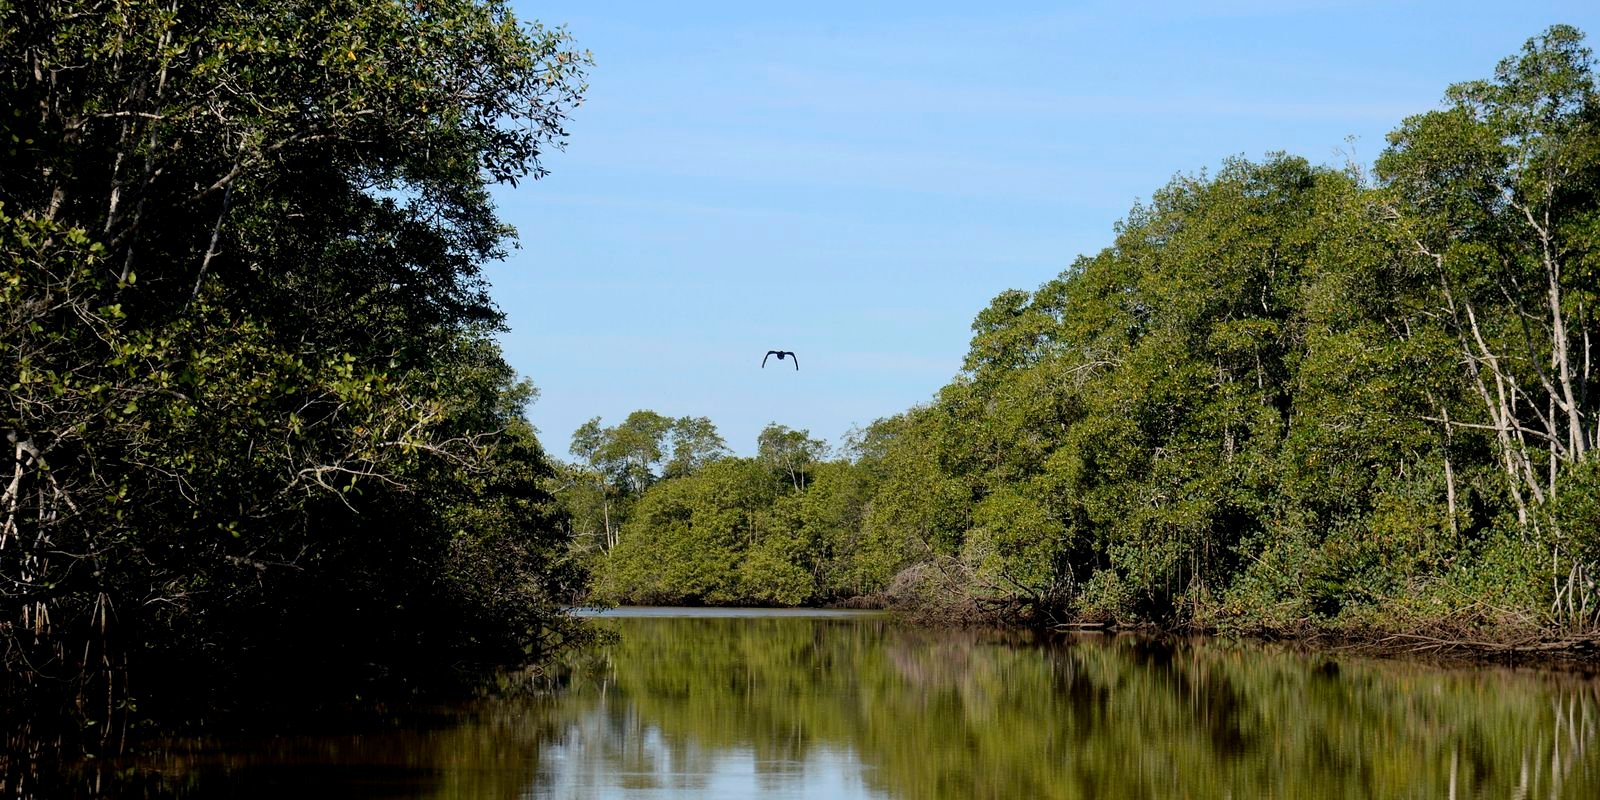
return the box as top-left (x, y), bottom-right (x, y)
top-left (491, 1), bottom-right (1599, 459)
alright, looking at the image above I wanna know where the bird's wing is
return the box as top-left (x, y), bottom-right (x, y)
top-left (762, 351), bottom-right (772, 368)
top-left (790, 352), bottom-right (799, 370)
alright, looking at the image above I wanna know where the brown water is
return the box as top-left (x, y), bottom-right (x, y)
top-left (30, 608), bottom-right (1600, 798)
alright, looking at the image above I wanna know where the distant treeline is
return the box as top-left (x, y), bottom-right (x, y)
top-left (2, 0), bottom-right (590, 742)
top-left (570, 26), bottom-right (1600, 640)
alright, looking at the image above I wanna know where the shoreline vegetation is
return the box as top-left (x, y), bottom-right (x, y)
top-left (2, 0), bottom-right (1598, 770)
top-left (2, 0), bottom-right (595, 759)
top-left (595, 599), bottom-right (1600, 669)
top-left (565, 28), bottom-right (1600, 669)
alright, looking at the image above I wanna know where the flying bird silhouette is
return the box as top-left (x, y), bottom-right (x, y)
top-left (762, 350), bottom-right (799, 370)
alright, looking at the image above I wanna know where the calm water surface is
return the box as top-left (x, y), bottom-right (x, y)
top-left (47, 609), bottom-right (1600, 798)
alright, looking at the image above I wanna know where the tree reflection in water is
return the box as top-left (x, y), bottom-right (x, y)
top-left (531, 617), bottom-right (1599, 799)
top-left (37, 614), bottom-right (1600, 799)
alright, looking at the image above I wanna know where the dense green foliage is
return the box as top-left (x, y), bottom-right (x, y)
top-left (579, 28), bottom-right (1600, 641)
top-left (563, 415), bottom-right (885, 606)
top-left (2, 0), bottom-right (589, 736)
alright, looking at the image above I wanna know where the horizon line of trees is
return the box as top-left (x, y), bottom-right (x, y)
top-left (567, 26), bottom-right (1600, 639)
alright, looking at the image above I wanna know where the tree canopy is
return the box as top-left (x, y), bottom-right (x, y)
top-left (2, 0), bottom-right (591, 736)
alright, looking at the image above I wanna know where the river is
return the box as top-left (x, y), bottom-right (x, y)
top-left (39, 608), bottom-right (1600, 798)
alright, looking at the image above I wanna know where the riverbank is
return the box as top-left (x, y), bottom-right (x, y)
top-left (823, 564), bottom-right (1600, 669)
top-left (587, 588), bottom-right (1600, 670)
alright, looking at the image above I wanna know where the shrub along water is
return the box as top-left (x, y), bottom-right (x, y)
top-left (574, 27), bottom-right (1600, 649)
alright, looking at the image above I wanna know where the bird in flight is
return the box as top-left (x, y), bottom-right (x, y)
top-left (762, 350), bottom-right (799, 370)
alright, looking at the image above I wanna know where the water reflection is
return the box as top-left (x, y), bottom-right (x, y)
top-left (36, 614), bottom-right (1600, 798)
